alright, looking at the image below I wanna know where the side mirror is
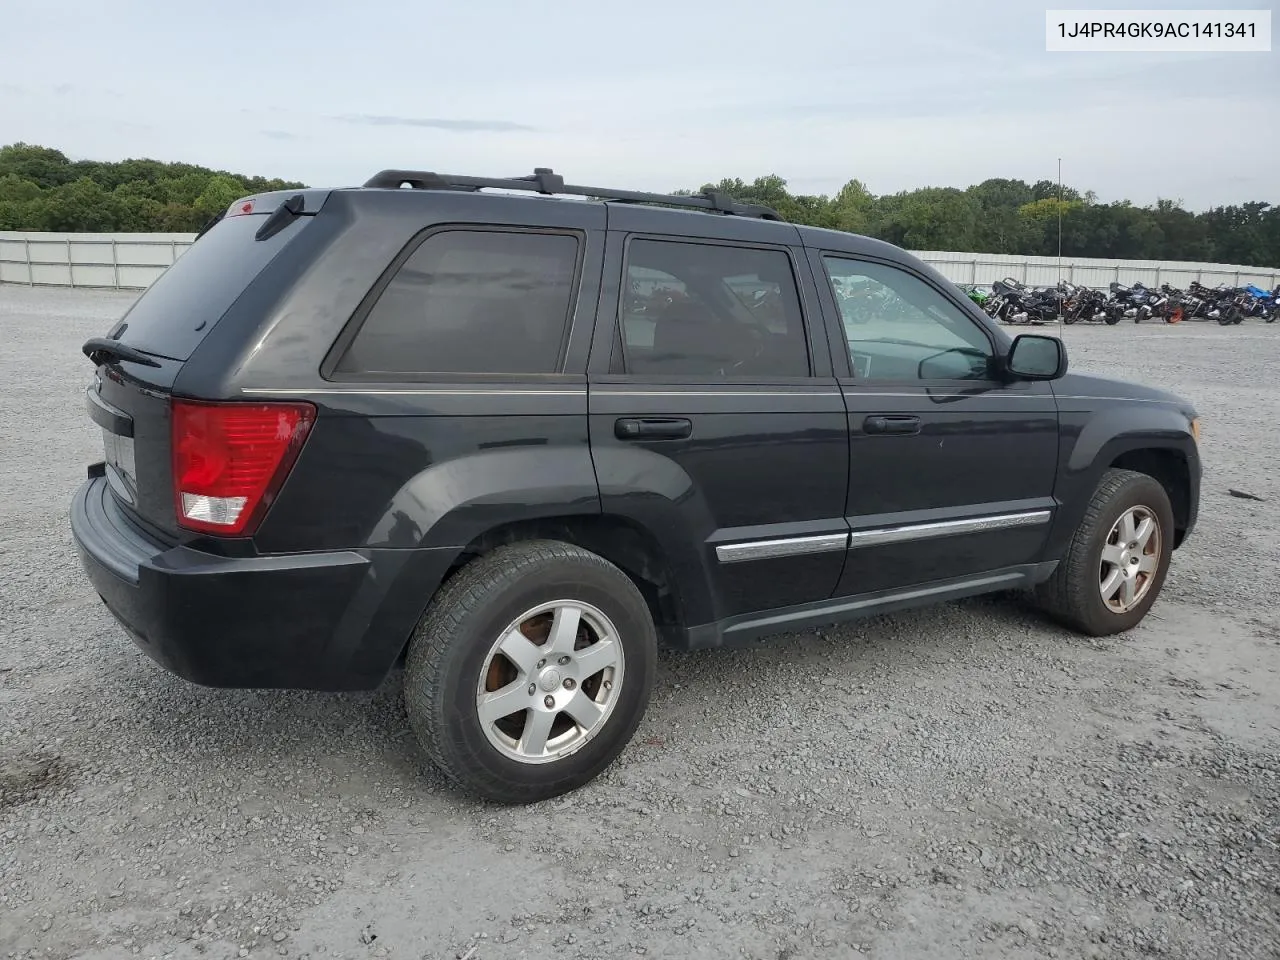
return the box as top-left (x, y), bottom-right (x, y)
top-left (1007, 334), bottom-right (1067, 380)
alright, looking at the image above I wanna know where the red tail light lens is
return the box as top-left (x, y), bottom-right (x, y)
top-left (171, 399), bottom-right (315, 536)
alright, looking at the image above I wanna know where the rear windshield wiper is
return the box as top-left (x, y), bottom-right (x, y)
top-left (82, 337), bottom-right (161, 368)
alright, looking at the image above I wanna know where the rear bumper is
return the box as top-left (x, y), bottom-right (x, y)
top-left (70, 474), bottom-right (456, 691)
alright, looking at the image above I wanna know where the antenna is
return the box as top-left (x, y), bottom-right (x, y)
top-left (1057, 157), bottom-right (1064, 334)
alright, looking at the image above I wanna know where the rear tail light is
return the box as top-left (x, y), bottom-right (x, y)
top-left (171, 399), bottom-right (315, 536)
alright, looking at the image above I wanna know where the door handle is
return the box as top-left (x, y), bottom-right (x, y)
top-left (615, 417), bottom-right (692, 440)
top-left (863, 415), bottom-right (921, 436)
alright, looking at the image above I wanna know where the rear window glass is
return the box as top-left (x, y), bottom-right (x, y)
top-left (335, 229), bottom-right (580, 377)
top-left (619, 239), bottom-right (810, 378)
top-left (112, 212), bottom-right (309, 362)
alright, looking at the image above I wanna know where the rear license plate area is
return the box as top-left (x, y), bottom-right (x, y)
top-left (103, 429), bottom-right (138, 505)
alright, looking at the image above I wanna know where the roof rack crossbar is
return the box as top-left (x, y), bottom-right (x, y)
top-left (361, 167), bottom-right (783, 221)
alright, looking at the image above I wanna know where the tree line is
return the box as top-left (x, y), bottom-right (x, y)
top-left (2, 143), bottom-right (1277, 266)
top-left (683, 175), bottom-right (1279, 268)
top-left (0, 143), bottom-right (303, 233)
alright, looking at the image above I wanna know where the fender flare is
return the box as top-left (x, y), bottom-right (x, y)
top-left (1047, 404), bottom-right (1199, 557)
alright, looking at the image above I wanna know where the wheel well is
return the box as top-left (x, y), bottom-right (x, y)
top-left (1109, 448), bottom-right (1191, 546)
top-left (442, 515), bottom-right (687, 648)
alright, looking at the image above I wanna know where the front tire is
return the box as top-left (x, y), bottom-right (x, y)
top-left (404, 540), bottom-right (658, 803)
top-left (1034, 469), bottom-right (1175, 636)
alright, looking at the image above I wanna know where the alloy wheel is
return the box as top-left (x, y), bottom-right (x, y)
top-left (1099, 506), bottom-right (1162, 614)
top-left (475, 601), bottom-right (624, 764)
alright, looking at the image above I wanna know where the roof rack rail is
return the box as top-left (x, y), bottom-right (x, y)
top-left (361, 167), bottom-right (783, 221)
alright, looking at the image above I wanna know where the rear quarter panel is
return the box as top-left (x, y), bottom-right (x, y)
top-left (255, 391), bottom-right (599, 552)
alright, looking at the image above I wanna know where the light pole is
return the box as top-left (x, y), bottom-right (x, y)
top-left (1057, 157), bottom-right (1064, 332)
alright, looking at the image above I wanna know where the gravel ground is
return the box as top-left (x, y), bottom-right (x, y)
top-left (1, 286), bottom-right (1277, 960)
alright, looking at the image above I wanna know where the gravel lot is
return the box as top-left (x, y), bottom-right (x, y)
top-left (1, 285), bottom-right (1277, 960)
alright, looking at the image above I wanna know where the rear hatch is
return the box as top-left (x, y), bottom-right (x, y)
top-left (85, 191), bottom-right (326, 541)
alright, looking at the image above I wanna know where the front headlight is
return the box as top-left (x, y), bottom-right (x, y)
top-left (1190, 417), bottom-right (1201, 444)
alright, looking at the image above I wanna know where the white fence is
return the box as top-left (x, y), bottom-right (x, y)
top-left (0, 232), bottom-right (194, 290)
top-left (916, 250), bottom-right (1280, 292)
top-left (1, 231), bottom-right (1277, 293)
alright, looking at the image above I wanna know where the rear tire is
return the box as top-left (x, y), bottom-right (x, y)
top-left (403, 540), bottom-right (658, 803)
top-left (1034, 469), bottom-right (1175, 636)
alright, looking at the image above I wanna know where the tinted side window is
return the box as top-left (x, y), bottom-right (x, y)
top-left (621, 240), bottom-right (810, 377)
top-left (337, 229), bottom-right (579, 376)
top-left (823, 256), bottom-right (994, 382)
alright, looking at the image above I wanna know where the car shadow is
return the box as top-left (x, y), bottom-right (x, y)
top-left (105, 591), bottom-right (1070, 804)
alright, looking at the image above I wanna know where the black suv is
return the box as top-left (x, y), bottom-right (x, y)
top-left (71, 168), bottom-right (1201, 802)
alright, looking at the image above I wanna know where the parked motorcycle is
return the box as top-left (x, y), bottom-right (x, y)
top-left (973, 276), bottom-right (1275, 328)
top-left (1062, 284), bottom-right (1111, 324)
top-left (1239, 284), bottom-right (1275, 322)
top-left (1134, 283), bottom-right (1183, 324)
top-left (984, 278), bottom-right (1038, 325)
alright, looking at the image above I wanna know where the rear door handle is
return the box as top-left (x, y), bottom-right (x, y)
top-left (863, 415), bottom-right (921, 436)
top-left (615, 417), bottom-right (692, 440)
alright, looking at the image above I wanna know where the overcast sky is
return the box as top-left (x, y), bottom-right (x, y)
top-left (3, 0), bottom-right (1276, 209)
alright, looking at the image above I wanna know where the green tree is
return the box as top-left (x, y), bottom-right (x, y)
top-left (0, 174), bottom-right (45, 229)
top-left (1017, 197), bottom-right (1083, 222)
top-left (1031, 179), bottom-right (1080, 203)
top-left (0, 172), bottom-right (42, 208)
top-left (1203, 202), bottom-right (1272, 265)
top-left (968, 178), bottom-right (1035, 211)
top-left (194, 174), bottom-right (248, 218)
top-left (38, 177), bottom-right (125, 231)
top-left (828, 179), bottom-right (876, 235)
top-left (0, 143), bottom-right (75, 188)
top-left (877, 187), bottom-right (983, 251)
top-left (1149, 199), bottom-right (1210, 261)
top-left (0, 143), bottom-right (306, 233)
top-left (161, 172), bottom-right (214, 207)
